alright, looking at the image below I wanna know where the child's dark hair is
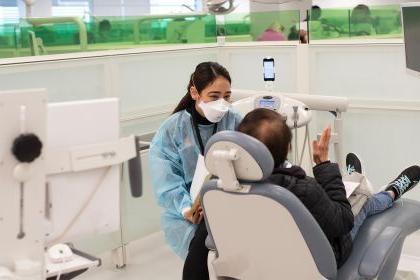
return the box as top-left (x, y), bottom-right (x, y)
top-left (238, 108), bottom-right (292, 168)
top-left (173, 62), bottom-right (231, 114)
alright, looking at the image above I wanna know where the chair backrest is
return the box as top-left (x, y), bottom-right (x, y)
top-left (202, 131), bottom-right (337, 280)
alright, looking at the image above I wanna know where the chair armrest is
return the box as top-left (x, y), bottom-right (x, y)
top-left (359, 226), bottom-right (401, 278)
top-left (206, 234), bottom-right (216, 251)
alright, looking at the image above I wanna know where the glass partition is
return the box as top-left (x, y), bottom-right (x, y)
top-left (308, 5), bottom-right (402, 41)
top-left (1, 4), bottom-right (405, 60)
top-left (0, 22), bottom-right (18, 58)
top-left (308, 8), bottom-right (350, 40)
top-left (0, 14), bottom-right (217, 59)
top-left (249, 10), bottom-right (301, 42)
top-left (223, 10), bottom-right (300, 42)
top-left (0, 9), bottom-right (303, 60)
top-left (365, 5), bottom-right (401, 36)
top-left (220, 13), bottom-right (251, 42)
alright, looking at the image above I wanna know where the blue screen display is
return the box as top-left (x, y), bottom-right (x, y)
top-left (264, 61), bottom-right (275, 79)
top-left (259, 99), bottom-right (275, 108)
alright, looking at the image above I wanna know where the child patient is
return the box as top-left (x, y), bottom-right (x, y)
top-left (237, 108), bottom-right (420, 267)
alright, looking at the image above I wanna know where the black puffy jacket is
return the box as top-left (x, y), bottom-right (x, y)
top-left (268, 161), bottom-right (354, 268)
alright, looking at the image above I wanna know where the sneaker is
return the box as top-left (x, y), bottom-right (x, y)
top-left (385, 165), bottom-right (420, 200)
top-left (346, 153), bottom-right (362, 175)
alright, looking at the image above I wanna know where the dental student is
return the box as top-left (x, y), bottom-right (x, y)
top-left (149, 62), bottom-right (242, 280)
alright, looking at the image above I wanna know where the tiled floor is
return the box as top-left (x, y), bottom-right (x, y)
top-left (79, 231), bottom-right (420, 280)
top-left (398, 255), bottom-right (420, 280)
top-left (78, 232), bottom-right (183, 280)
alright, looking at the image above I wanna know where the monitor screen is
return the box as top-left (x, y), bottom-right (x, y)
top-left (402, 5), bottom-right (420, 74)
top-left (259, 99), bottom-right (275, 108)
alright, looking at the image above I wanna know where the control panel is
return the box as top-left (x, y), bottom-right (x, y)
top-left (254, 95), bottom-right (281, 111)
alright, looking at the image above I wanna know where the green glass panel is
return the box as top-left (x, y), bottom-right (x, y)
top-left (309, 8), bottom-right (350, 40)
top-left (0, 4), bottom-right (404, 60)
top-left (365, 5), bottom-right (401, 36)
top-left (0, 23), bottom-right (18, 58)
top-left (0, 14), bottom-right (217, 59)
top-left (223, 10), bottom-right (300, 42)
top-left (250, 10), bottom-right (300, 42)
top-left (308, 5), bottom-right (402, 41)
top-left (221, 12), bottom-right (251, 42)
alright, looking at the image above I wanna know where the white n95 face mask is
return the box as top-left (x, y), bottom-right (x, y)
top-left (198, 99), bottom-right (231, 123)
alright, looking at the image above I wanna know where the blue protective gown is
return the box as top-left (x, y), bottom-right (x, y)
top-left (149, 108), bottom-right (242, 259)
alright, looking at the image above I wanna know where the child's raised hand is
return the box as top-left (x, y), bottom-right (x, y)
top-left (312, 126), bottom-right (331, 165)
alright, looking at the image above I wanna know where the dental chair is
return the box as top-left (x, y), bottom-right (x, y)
top-left (201, 131), bottom-right (420, 280)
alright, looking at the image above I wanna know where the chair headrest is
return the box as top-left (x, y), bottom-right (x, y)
top-left (204, 131), bottom-right (274, 182)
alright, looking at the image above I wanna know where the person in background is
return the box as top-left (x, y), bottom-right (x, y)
top-left (288, 23), bottom-right (308, 43)
top-left (97, 19), bottom-right (112, 42)
top-left (257, 22), bottom-right (287, 41)
top-left (350, 4), bottom-right (377, 36)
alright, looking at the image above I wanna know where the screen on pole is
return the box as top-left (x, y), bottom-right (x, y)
top-left (402, 5), bottom-right (420, 74)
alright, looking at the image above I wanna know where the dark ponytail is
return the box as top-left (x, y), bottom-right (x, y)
top-left (173, 61), bottom-right (231, 114)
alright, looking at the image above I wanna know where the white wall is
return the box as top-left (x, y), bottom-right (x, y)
top-left (0, 46), bottom-right (218, 254)
top-left (91, 0), bottom-right (125, 17)
top-left (0, 42), bottom-right (300, 254)
top-left (1, 41), bottom-right (420, 255)
top-left (91, 0), bottom-right (150, 17)
top-left (309, 44), bottom-right (420, 100)
top-left (309, 43), bottom-right (420, 200)
top-left (0, 47), bottom-right (218, 121)
top-left (219, 44), bottom-right (299, 93)
top-left (16, 0), bottom-right (151, 18)
top-left (123, 0), bottom-right (151, 16)
top-left (250, 0), bottom-right (310, 20)
top-left (30, 0), bottom-right (52, 17)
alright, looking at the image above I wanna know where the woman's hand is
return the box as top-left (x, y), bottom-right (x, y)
top-left (312, 126), bottom-right (331, 165)
top-left (183, 207), bottom-right (203, 224)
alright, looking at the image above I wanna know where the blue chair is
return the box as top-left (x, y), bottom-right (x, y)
top-left (201, 131), bottom-right (420, 280)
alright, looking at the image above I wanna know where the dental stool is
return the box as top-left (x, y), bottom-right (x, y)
top-left (200, 131), bottom-right (420, 280)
